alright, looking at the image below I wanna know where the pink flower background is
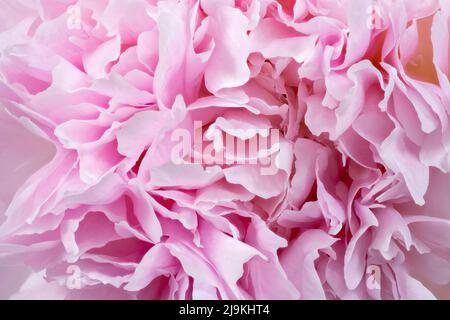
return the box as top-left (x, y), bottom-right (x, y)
top-left (0, 0), bottom-right (450, 300)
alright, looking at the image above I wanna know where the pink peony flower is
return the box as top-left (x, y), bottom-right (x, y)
top-left (0, 0), bottom-right (449, 300)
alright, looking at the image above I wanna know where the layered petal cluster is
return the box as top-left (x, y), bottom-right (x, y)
top-left (0, 0), bottom-right (449, 300)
